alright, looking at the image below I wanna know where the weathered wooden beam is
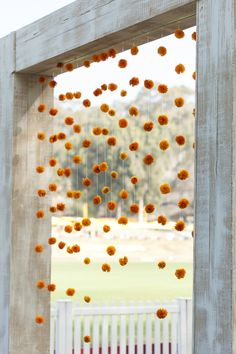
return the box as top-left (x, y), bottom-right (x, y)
top-left (194, 0), bottom-right (236, 353)
top-left (15, 0), bottom-right (196, 74)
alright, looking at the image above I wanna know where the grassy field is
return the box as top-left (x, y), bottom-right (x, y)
top-left (51, 261), bottom-right (192, 303)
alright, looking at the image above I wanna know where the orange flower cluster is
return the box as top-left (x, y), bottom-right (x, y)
top-left (156, 308), bottom-right (168, 319)
top-left (158, 261), bottom-right (166, 269)
top-left (102, 263), bottom-right (111, 272)
top-left (106, 246), bottom-right (116, 256)
top-left (119, 256), bottom-right (128, 266)
top-left (175, 268), bottom-right (186, 279)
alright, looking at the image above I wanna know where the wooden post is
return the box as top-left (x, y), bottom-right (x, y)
top-left (194, 0), bottom-right (236, 353)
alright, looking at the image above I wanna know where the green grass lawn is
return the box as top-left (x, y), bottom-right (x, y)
top-left (51, 261), bottom-right (192, 303)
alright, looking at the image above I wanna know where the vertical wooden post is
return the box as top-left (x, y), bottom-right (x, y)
top-left (0, 34), bottom-right (53, 354)
top-left (194, 0), bottom-right (236, 353)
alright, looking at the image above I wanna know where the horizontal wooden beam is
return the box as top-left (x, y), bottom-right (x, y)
top-left (15, 0), bottom-right (196, 74)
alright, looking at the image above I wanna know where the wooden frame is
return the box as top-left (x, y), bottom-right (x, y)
top-left (0, 0), bottom-right (235, 353)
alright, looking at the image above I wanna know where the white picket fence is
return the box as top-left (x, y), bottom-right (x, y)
top-left (50, 298), bottom-right (192, 354)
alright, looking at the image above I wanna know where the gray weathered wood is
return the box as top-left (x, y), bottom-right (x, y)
top-left (15, 0), bottom-right (196, 74)
top-left (194, 0), bottom-right (236, 353)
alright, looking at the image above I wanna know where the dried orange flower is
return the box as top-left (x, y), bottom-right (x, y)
top-left (110, 171), bottom-right (118, 179)
top-left (83, 99), bottom-right (91, 107)
top-left (65, 142), bottom-right (73, 150)
top-left (118, 216), bottom-right (128, 225)
top-left (82, 139), bottom-right (92, 148)
top-left (177, 169), bottom-right (189, 180)
top-left (47, 284), bottom-right (56, 292)
top-left (107, 200), bottom-right (116, 211)
top-left (129, 141), bottom-right (139, 151)
top-left (72, 244), bottom-right (80, 253)
top-left (49, 206), bottom-right (57, 213)
top-left (156, 308), bottom-right (168, 319)
top-left (175, 268), bottom-right (186, 279)
top-left (93, 88), bottom-right (103, 97)
top-left (64, 225), bottom-right (73, 233)
top-left (160, 183), bottom-right (171, 194)
top-left (92, 54), bottom-right (100, 62)
top-left (108, 109), bottom-right (116, 117)
top-left (83, 177), bottom-right (92, 187)
top-left (101, 84), bottom-right (107, 91)
top-left (129, 77), bottom-right (139, 86)
top-left (57, 168), bottom-right (64, 177)
top-left (49, 80), bottom-right (57, 88)
top-left (67, 246), bottom-right (73, 254)
top-left (84, 257), bottom-right (91, 265)
top-left (143, 154), bottom-right (154, 165)
top-left (102, 128), bottom-right (109, 135)
top-left (83, 335), bottom-right (91, 343)
top-left (49, 108), bottom-right (58, 116)
top-left (74, 91), bottom-right (82, 99)
top-left (93, 164), bottom-right (101, 174)
top-left (108, 83), bottom-right (118, 91)
top-left (192, 31), bottom-right (197, 41)
top-left (57, 132), bottom-right (66, 140)
top-left (49, 158), bottom-right (57, 167)
top-left (37, 132), bottom-right (45, 140)
top-left (84, 296), bottom-right (91, 303)
top-left (119, 118), bottom-right (128, 128)
top-left (157, 215), bottom-right (168, 225)
top-left (120, 90), bottom-right (127, 97)
top-left (35, 244), bottom-right (44, 253)
top-left (107, 136), bottom-right (117, 146)
top-left (103, 225), bottom-right (110, 233)
top-left (145, 204), bottom-right (155, 214)
top-left (157, 46), bottom-right (167, 56)
top-left (93, 195), bottom-right (102, 205)
top-left (36, 210), bottom-right (44, 219)
top-left (107, 245), bottom-right (116, 256)
top-left (84, 60), bottom-right (90, 68)
top-left (158, 115), bottom-right (168, 125)
top-left (102, 263), bottom-right (111, 272)
top-left (175, 64), bottom-right (185, 74)
top-left (102, 186), bottom-right (110, 194)
top-left (38, 189), bottom-right (46, 197)
top-left (74, 222), bottom-right (82, 231)
top-left (38, 76), bottom-right (47, 84)
top-left (82, 218), bottom-right (91, 227)
top-left (144, 80), bottom-right (154, 89)
top-left (93, 127), bottom-right (102, 135)
top-left (38, 104), bottom-right (46, 113)
top-left (130, 176), bottom-right (139, 184)
top-left (58, 241), bottom-right (66, 249)
top-left (130, 204), bottom-right (139, 214)
top-left (175, 220), bottom-right (185, 231)
top-left (49, 134), bottom-right (57, 143)
top-left (57, 202), bottom-right (66, 211)
top-left (35, 315), bottom-right (45, 324)
top-left (37, 280), bottom-right (46, 289)
top-left (65, 63), bottom-right (74, 71)
top-left (158, 261), bottom-right (166, 269)
top-left (65, 92), bottom-right (74, 100)
top-left (178, 198), bottom-right (190, 209)
top-left (131, 46), bottom-right (139, 55)
top-left (73, 155), bottom-right (82, 164)
top-left (64, 116), bottom-right (74, 125)
top-left (143, 121), bottom-right (154, 132)
top-left (120, 152), bottom-right (128, 160)
top-left (129, 106), bottom-right (139, 116)
top-left (175, 28), bottom-right (185, 38)
top-left (108, 48), bottom-right (117, 58)
top-left (99, 162), bottom-right (109, 172)
top-left (192, 71), bottom-right (196, 80)
top-left (36, 165), bottom-right (44, 173)
top-left (100, 52), bottom-right (108, 61)
top-left (175, 135), bottom-right (185, 146)
top-left (158, 84), bottom-right (168, 94)
top-left (100, 103), bottom-right (109, 113)
top-left (48, 237), bottom-right (57, 245)
top-left (119, 256), bottom-right (128, 266)
top-left (59, 94), bottom-right (66, 101)
top-left (159, 140), bottom-right (169, 151)
top-left (118, 59), bottom-right (127, 68)
top-left (174, 97), bottom-right (185, 107)
top-left (67, 190), bottom-right (73, 198)
top-left (119, 189), bottom-right (129, 199)
top-left (66, 288), bottom-right (75, 296)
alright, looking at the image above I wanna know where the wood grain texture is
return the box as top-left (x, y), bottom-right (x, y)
top-left (15, 0), bottom-right (196, 74)
top-left (194, 0), bottom-right (236, 353)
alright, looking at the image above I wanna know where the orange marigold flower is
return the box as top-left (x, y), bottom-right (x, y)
top-left (93, 195), bottom-right (102, 205)
top-left (65, 142), bottom-right (73, 150)
top-left (107, 245), bottom-right (116, 256)
top-left (177, 169), bottom-right (189, 180)
top-left (108, 109), bottom-right (116, 117)
top-left (82, 177), bottom-right (92, 187)
top-left (49, 108), bottom-right (58, 116)
top-left (101, 84), bottom-right (107, 91)
top-left (49, 158), bottom-right (57, 167)
top-left (159, 140), bottom-right (169, 151)
top-left (38, 189), bottom-right (46, 197)
top-left (38, 104), bottom-right (46, 113)
top-left (118, 216), bottom-right (128, 225)
top-left (73, 155), bottom-right (82, 164)
top-left (102, 128), bottom-right (109, 135)
top-left (131, 46), bottom-right (139, 55)
top-left (119, 256), bottom-right (128, 266)
top-left (64, 225), bottom-right (72, 233)
top-left (84, 335), bottom-right (91, 343)
top-left (67, 190), bottom-right (73, 198)
top-left (156, 308), bottom-right (168, 319)
top-left (57, 132), bottom-right (66, 140)
top-left (84, 296), bottom-right (91, 303)
top-left (119, 189), bottom-right (129, 199)
top-left (93, 164), bottom-right (101, 174)
top-left (38, 76), bottom-right (47, 84)
top-left (144, 80), bottom-right (154, 89)
top-left (158, 261), bottom-right (166, 269)
top-left (35, 315), bottom-right (45, 324)
top-left (48, 237), bottom-right (57, 245)
top-left (178, 198), bottom-right (190, 209)
top-left (66, 288), bottom-right (75, 296)
top-left (108, 83), bottom-right (118, 91)
top-left (175, 135), bottom-right (185, 146)
top-left (107, 136), bottom-right (117, 146)
top-left (72, 124), bottom-right (81, 134)
top-left (36, 165), bottom-right (44, 173)
top-left (37, 280), bottom-right (46, 289)
top-left (120, 152), bottom-right (128, 160)
top-left (35, 244), bottom-right (44, 253)
top-left (49, 80), bottom-right (57, 88)
top-left (129, 141), bottom-right (139, 151)
top-left (36, 210), bottom-right (44, 218)
top-left (129, 106), bottom-right (139, 116)
top-left (157, 46), bottom-right (167, 56)
top-left (175, 28), bottom-right (185, 39)
top-left (83, 99), bottom-right (91, 108)
top-left (92, 54), bottom-right (100, 62)
top-left (143, 121), bottom-right (154, 132)
top-left (74, 222), bottom-right (82, 231)
top-left (110, 171), bottom-right (118, 179)
top-left (130, 176), bottom-right (139, 184)
top-left (47, 284), bottom-right (56, 292)
top-left (100, 103), bottom-right (109, 113)
top-left (37, 132), bottom-right (45, 140)
top-left (57, 202), bottom-right (66, 211)
top-left (59, 94), bottom-right (66, 101)
top-left (82, 139), bottom-right (92, 148)
top-left (72, 244), bottom-right (80, 253)
top-left (103, 225), bottom-right (110, 233)
top-left (67, 246), bottom-right (73, 254)
top-left (65, 63), bottom-right (74, 71)
top-left (175, 64), bottom-right (185, 74)
top-left (157, 215), bottom-right (168, 225)
top-left (160, 183), bottom-right (171, 194)
top-left (100, 52), bottom-right (108, 61)
top-left (174, 97), bottom-right (185, 107)
top-left (192, 31), bottom-right (197, 41)
top-left (74, 91), bottom-right (82, 99)
top-left (118, 59), bottom-right (127, 68)
top-left (49, 134), bottom-right (57, 143)
top-left (64, 116), bottom-right (74, 125)
top-left (130, 204), bottom-right (139, 214)
top-left (175, 220), bottom-right (185, 232)
top-left (157, 84), bottom-right (168, 94)
top-left (145, 203), bottom-right (155, 214)
top-left (129, 77), bottom-right (139, 86)
top-left (65, 92), bottom-right (74, 100)
top-left (102, 186), bottom-right (110, 194)
top-left (93, 127), bottom-right (102, 136)
top-left (99, 162), bottom-right (109, 172)
top-left (58, 241), bottom-right (66, 249)
top-left (107, 200), bottom-right (116, 211)
top-left (119, 118), bottom-right (128, 128)
top-left (82, 218), bottom-right (91, 227)
top-left (93, 88), bottom-right (103, 97)
top-left (192, 71), bottom-right (196, 80)
top-left (57, 168), bottom-right (64, 177)
top-left (49, 206), bottom-right (57, 213)
top-left (120, 90), bottom-right (127, 97)
top-left (84, 60), bottom-right (90, 68)
top-left (84, 257), bottom-right (91, 265)
top-left (175, 268), bottom-right (186, 279)
top-left (107, 48), bottom-right (117, 58)
top-left (143, 154), bottom-right (154, 165)
top-left (102, 263), bottom-right (111, 272)
top-left (158, 115), bottom-right (168, 125)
